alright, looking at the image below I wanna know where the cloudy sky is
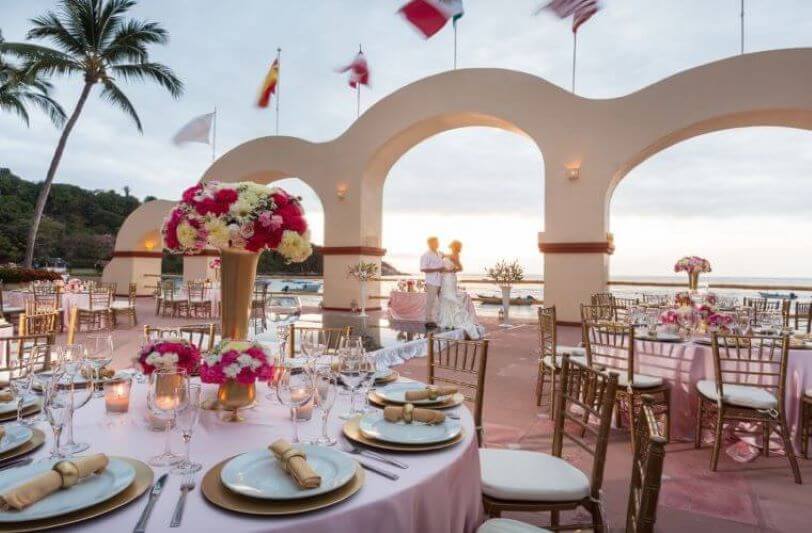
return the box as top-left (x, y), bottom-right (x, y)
top-left (1, 0), bottom-right (811, 278)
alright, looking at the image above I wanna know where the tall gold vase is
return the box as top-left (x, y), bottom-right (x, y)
top-left (688, 271), bottom-right (699, 291)
top-left (220, 248), bottom-right (259, 340)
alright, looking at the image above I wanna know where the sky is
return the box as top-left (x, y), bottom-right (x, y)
top-left (1, 0), bottom-right (811, 278)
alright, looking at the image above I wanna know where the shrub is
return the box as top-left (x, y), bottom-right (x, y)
top-left (0, 267), bottom-right (63, 284)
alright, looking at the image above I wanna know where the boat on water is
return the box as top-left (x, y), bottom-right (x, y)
top-left (477, 294), bottom-right (538, 306)
top-left (277, 279), bottom-right (323, 293)
top-left (758, 291), bottom-right (798, 300)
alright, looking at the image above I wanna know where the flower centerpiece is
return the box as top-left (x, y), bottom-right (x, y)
top-left (201, 340), bottom-right (274, 422)
top-left (486, 259), bottom-right (525, 327)
top-left (136, 339), bottom-right (201, 375)
top-left (674, 256), bottom-right (711, 291)
top-left (347, 261), bottom-right (379, 317)
top-left (162, 181), bottom-right (312, 340)
top-left (208, 257), bottom-right (221, 282)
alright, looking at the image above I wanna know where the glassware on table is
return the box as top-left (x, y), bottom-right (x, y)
top-left (30, 345), bottom-right (63, 424)
top-left (147, 368), bottom-right (189, 467)
top-left (356, 353), bottom-right (377, 414)
top-left (276, 369), bottom-right (314, 443)
top-left (173, 384), bottom-right (202, 475)
top-left (84, 333), bottom-right (114, 397)
top-left (337, 353), bottom-right (366, 420)
top-left (8, 354), bottom-right (36, 427)
top-left (311, 368), bottom-right (338, 446)
top-left (43, 380), bottom-right (71, 459)
top-left (60, 360), bottom-right (95, 455)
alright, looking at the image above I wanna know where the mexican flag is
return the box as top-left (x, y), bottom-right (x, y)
top-left (398, 0), bottom-right (464, 39)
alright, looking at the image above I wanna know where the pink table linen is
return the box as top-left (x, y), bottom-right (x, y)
top-left (44, 380), bottom-right (484, 532)
top-left (388, 291), bottom-right (476, 322)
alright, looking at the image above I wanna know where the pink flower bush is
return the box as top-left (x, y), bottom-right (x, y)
top-left (659, 309), bottom-right (679, 325)
top-left (137, 340), bottom-right (201, 375)
top-left (200, 340), bottom-right (274, 385)
top-left (674, 256), bottom-right (712, 274)
top-left (707, 312), bottom-right (734, 330)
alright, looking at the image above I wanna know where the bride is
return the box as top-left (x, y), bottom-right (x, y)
top-left (437, 240), bottom-right (481, 339)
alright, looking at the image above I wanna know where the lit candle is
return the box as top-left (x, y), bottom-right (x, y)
top-left (104, 379), bottom-right (131, 414)
top-left (291, 388), bottom-right (313, 421)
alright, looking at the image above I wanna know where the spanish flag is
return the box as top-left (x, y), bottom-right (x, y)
top-left (257, 58), bottom-right (279, 108)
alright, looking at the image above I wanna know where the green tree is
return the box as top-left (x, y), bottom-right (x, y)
top-left (0, 0), bottom-right (183, 268)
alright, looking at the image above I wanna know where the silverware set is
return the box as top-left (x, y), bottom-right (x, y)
top-left (338, 435), bottom-right (407, 481)
top-left (132, 472), bottom-right (198, 531)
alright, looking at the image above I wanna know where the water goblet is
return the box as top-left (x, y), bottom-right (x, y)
top-left (43, 381), bottom-right (71, 459)
top-left (85, 333), bottom-right (114, 397)
top-left (276, 369), bottom-right (314, 443)
top-left (8, 355), bottom-right (36, 427)
top-left (311, 369), bottom-right (338, 446)
top-left (337, 353), bottom-right (365, 420)
top-left (172, 384), bottom-right (202, 475)
top-left (356, 353), bottom-right (377, 415)
top-left (30, 345), bottom-right (63, 424)
top-left (60, 360), bottom-right (95, 455)
top-left (147, 368), bottom-right (189, 467)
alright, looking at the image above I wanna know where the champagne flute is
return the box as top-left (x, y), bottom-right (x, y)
top-left (276, 369), bottom-right (314, 443)
top-left (147, 368), bottom-right (189, 467)
top-left (85, 333), bottom-right (114, 397)
top-left (312, 368), bottom-right (337, 446)
top-left (8, 354), bottom-right (35, 427)
top-left (60, 360), bottom-right (94, 455)
top-left (172, 384), bottom-right (202, 475)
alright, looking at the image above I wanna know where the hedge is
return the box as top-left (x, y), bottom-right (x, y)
top-left (0, 267), bottom-right (63, 284)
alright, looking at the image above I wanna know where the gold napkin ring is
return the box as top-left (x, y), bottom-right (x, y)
top-left (279, 449), bottom-right (306, 473)
top-left (427, 387), bottom-right (439, 400)
top-left (403, 403), bottom-right (415, 424)
top-left (53, 461), bottom-right (80, 488)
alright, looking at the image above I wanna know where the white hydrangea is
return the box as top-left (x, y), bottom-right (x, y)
top-left (145, 351), bottom-right (179, 369)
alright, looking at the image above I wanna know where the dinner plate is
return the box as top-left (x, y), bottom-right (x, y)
top-left (375, 382), bottom-right (449, 405)
top-left (638, 333), bottom-right (683, 343)
top-left (0, 425), bottom-right (33, 455)
top-left (0, 398), bottom-right (39, 416)
top-left (358, 411), bottom-right (461, 445)
top-left (220, 446), bottom-right (356, 501)
top-left (0, 457), bottom-right (136, 523)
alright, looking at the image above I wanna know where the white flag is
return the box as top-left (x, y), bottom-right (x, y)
top-left (172, 112), bottom-right (214, 145)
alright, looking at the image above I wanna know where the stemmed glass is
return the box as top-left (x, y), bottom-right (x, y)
top-left (173, 384), bottom-right (202, 475)
top-left (30, 345), bottom-right (63, 424)
top-left (356, 353), bottom-right (377, 415)
top-left (147, 368), bottom-right (189, 467)
top-left (311, 368), bottom-right (338, 446)
top-left (85, 333), bottom-right (114, 397)
top-left (8, 354), bottom-right (36, 427)
top-left (43, 374), bottom-right (71, 459)
top-left (60, 359), bottom-right (94, 455)
top-left (276, 369), bottom-right (314, 443)
top-left (337, 353), bottom-right (365, 420)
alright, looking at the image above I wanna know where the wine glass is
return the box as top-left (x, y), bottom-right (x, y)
top-left (85, 333), bottom-right (114, 397)
top-left (30, 345), bottom-right (63, 424)
top-left (356, 353), bottom-right (377, 415)
top-left (311, 368), bottom-right (338, 446)
top-left (276, 369), bottom-right (314, 443)
top-left (60, 360), bottom-right (95, 455)
top-left (8, 354), bottom-right (36, 427)
top-left (173, 384), bottom-right (202, 475)
top-left (147, 369), bottom-right (189, 467)
top-left (337, 353), bottom-right (365, 420)
top-left (43, 379), bottom-right (71, 459)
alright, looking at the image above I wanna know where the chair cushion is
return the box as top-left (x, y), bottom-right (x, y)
top-left (557, 345), bottom-right (585, 357)
top-left (696, 380), bottom-right (777, 410)
top-left (478, 519), bottom-right (551, 533)
top-left (805, 388), bottom-right (812, 398)
top-left (615, 373), bottom-right (663, 388)
top-left (479, 448), bottom-right (590, 502)
top-left (542, 354), bottom-right (587, 369)
top-left (1, 307), bottom-right (24, 314)
top-left (110, 301), bottom-right (133, 310)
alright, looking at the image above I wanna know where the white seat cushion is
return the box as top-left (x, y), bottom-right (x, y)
top-left (479, 449), bottom-right (590, 502)
top-left (696, 380), bottom-right (777, 410)
top-left (805, 388), bottom-right (812, 398)
top-left (478, 519), bottom-right (551, 533)
top-left (542, 354), bottom-right (587, 369)
top-left (615, 373), bottom-right (663, 388)
top-left (110, 301), bottom-right (133, 309)
top-left (557, 345), bottom-right (585, 357)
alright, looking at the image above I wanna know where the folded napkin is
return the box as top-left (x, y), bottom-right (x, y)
top-left (0, 391), bottom-right (12, 402)
top-left (269, 439), bottom-right (321, 489)
top-left (0, 454), bottom-right (109, 511)
top-left (81, 367), bottom-right (115, 380)
top-left (404, 385), bottom-right (457, 402)
top-left (384, 404), bottom-right (445, 424)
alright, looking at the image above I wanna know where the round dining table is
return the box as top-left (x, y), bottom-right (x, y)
top-left (387, 291), bottom-right (477, 322)
top-left (33, 379), bottom-right (484, 532)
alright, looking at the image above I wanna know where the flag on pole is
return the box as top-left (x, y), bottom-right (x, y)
top-left (539, 0), bottom-right (600, 32)
top-left (398, 0), bottom-right (464, 38)
top-left (257, 58), bottom-right (279, 108)
top-left (337, 51), bottom-right (370, 88)
top-left (172, 112), bottom-right (214, 145)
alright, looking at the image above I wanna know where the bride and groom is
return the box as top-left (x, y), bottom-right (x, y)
top-left (420, 236), bottom-right (480, 338)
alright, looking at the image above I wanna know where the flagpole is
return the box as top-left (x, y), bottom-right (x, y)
top-left (453, 23), bottom-right (458, 70)
top-left (211, 106), bottom-right (216, 161)
top-left (571, 31), bottom-right (577, 93)
top-left (275, 48), bottom-right (281, 134)
top-left (740, 0), bottom-right (745, 54)
top-left (356, 43), bottom-right (362, 119)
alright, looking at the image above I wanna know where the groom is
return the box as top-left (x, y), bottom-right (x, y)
top-left (420, 236), bottom-right (445, 329)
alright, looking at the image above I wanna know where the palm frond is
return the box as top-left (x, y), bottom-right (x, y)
top-left (98, 0), bottom-right (136, 49)
top-left (99, 78), bottom-right (142, 131)
top-left (102, 19), bottom-right (167, 62)
top-left (0, 94), bottom-right (31, 126)
top-left (18, 90), bottom-right (67, 127)
top-left (111, 62), bottom-right (183, 98)
top-left (22, 53), bottom-right (84, 79)
top-left (28, 12), bottom-right (86, 55)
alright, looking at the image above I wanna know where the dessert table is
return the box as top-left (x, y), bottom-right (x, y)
top-left (387, 291), bottom-right (476, 322)
top-left (23, 379), bottom-right (484, 532)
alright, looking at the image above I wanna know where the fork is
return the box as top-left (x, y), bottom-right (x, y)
top-left (339, 437), bottom-right (408, 469)
top-left (169, 472), bottom-right (196, 528)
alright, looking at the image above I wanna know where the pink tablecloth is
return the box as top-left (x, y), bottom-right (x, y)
top-left (388, 291), bottom-right (477, 322)
top-left (50, 379), bottom-right (484, 532)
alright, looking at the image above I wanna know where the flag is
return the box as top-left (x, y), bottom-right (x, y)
top-left (539, 0), bottom-right (600, 32)
top-left (337, 51), bottom-right (370, 88)
top-left (172, 112), bottom-right (214, 145)
top-left (398, 0), bottom-right (464, 39)
top-left (257, 58), bottom-right (279, 108)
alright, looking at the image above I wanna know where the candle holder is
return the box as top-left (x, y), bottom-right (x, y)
top-left (103, 378), bottom-right (132, 414)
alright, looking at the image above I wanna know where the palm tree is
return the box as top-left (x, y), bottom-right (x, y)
top-left (0, 0), bottom-right (183, 267)
top-left (0, 30), bottom-right (65, 127)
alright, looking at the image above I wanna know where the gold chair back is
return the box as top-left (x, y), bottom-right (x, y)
top-left (286, 325), bottom-right (351, 357)
top-left (580, 303), bottom-right (614, 323)
top-left (19, 311), bottom-right (59, 336)
top-left (0, 334), bottom-right (54, 375)
top-left (187, 281), bottom-right (208, 301)
top-left (583, 321), bottom-right (636, 388)
top-left (626, 395), bottom-right (667, 533)
top-left (795, 302), bottom-right (811, 333)
top-left (537, 306), bottom-right (556, 362)
top-left (143, 323), bottom-right (218, 353)
top-left (88, 288), bottom-right (112, 311)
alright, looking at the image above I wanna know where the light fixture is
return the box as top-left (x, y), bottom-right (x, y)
top-left (336, 183), bottom-right (348, 200)
top-left (143, 240), bottom-right (156, 251)
top-left (565, 166), bottom-right (580, 181)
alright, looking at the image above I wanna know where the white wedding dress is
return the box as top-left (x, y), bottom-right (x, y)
top-left (437, 257), bottom-right (481, 339)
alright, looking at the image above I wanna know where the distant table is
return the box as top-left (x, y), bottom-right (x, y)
top-left (387, 291), bottom-right (476, 322)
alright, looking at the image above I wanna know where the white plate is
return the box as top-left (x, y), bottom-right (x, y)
top-left (0, 457), bottom-right (136, 522)
top-left (220, 446), bottom-right (356, 500)
top-left (375, 382), bottom-right (448, 405)
top-left (0, 425), bottom-right (33, 454)
top-left (0, 397), bottom-right (39, 416)
top-left (359, 411), bottom-right (461, 445)
top-left (374, 368), bottom-right (393, 381)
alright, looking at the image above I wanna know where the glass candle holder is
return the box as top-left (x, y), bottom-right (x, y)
top-left (104, 378), bottom-right (132, 414)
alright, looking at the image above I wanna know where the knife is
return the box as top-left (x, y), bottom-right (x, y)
top-left (356, 459), bottom-right (399, 480)
top-left (0, 458), bottom-right (33, 471)
top-left (134, 473), bottom-right (168, 533)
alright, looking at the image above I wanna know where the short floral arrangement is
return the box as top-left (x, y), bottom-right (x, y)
top-left (200, 340), bottom-right (274, 385)
top-left (659, 309), bottom-right (679, 325)
top-left (137, 339), bottom-right (201, 375)
top-left (486, 259), bottom-right (525, 286)
top-left (209, 258), bottom-right (221, 270)
top-left (674, 256), bottom-right (711, 274)
top-left (707, 312), bottom-right (734, 330)
top-left (396, 278), bottom-right (425, 292)
top-left (162, 181), bottom-right (312, 262)
top-left (347, 261), bottom-right (379, 282)
top-left (65, 278), bottom-right (84, 293)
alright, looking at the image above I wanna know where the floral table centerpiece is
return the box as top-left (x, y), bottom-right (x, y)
top-left (163, 181), bottom-right (312, 339)
top-left (208, 257), bottom-right (221, 282)
top-left (486, 259), bottom-right (525, 327)
top-left (347, 261), bottom-right (379, 317)
top-left (674, 256), bottom-right (711, 291)
top-left (201, 340), bottom-right (274, 421)
top-left (136, 339), bottom-right (201, 375)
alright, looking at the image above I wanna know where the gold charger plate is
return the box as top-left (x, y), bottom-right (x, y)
top-left (368, 390), bottom-right (464, 410)
top-left (0, 404), bottom-right (41, 423)
top-left (0, 428), bottom-right (45, 463)
top-left (374, 370), bottom-right (399, 385)
top-left (343, 416), bottom-right (465, 452)
top-left (2, 457), bottom-right (153, 533)
top-left (201, 457), bottom-right (364, 515)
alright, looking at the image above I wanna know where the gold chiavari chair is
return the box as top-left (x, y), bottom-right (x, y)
top-left (480, 356), bottom-right (618, 530)
top-left (742, 297), bottom-right (781, 312)
top-left (159, 280), bottom-right (188, 318)
top-left (286, 325), bottom-right (351, 358)
top-left (584, 321), bottom-right (671, 447)
top-left (66, 307), bottom-right (78, 345)
top-left (580, 303), bottom-right (614, 323)
top-left (793, 302), bottom-right (811, 333)
top-left (626, 395), bottom-right (667, 533)
top-left (76, 287), bottom-right (114, 332)
top-left (143, 323), bottom-right (219, 354)
top-left (428, 334), bottom-right (489, 446)
top-left (801, 391), bottom-right (812, 459)
top-left (0, 334), bottom-right (55, 379)
top-left (695, 332), bottom-right (800, 483)
top-left (641, 293), bottom-right (670, 306)
top-left (187, 281), bottom-right (212, 319)
top-left (251, 283), bottom-right (270, 332)
top-left (18, 311), bottom-right (59, 336)
top-left (26, 290), bottom-right (64, 333)
top-left (535, 306), bottom-right (588, 408)
top-left (111, 282), bottom-right (138, 328)
top-left (613, 297), bottom-right (641, 323)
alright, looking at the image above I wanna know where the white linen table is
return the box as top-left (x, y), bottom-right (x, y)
top-left (32, 379), bottom-right (484, 532)
top-left (388, 291), bottom-right (476, 322)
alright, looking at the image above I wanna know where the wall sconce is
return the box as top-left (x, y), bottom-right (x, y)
top-left (565, 166), bottom-right (580, 181)
top-left (143, 240), bottom-right (156, 251)
top-left (336, 183), bottom-right (348, 200)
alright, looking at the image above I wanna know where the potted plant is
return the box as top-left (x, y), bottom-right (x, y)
top-left (347, 261), bottom-right (379, 317)
top-left (486, 259), bottom-right (525, 327)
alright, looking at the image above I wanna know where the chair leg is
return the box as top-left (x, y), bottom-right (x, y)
top-left (802, 401), bottom-right (809, 459)
top-left (535, 364), bottom-right (546, 407)
top-left (695, 397), bottom-right (704, 449)
top-left (763, 420), bottom-right (771, 457)
top-left (588, 499), bottom-right (605, 533)
top-left (662, 387), bottom-right (671, 442)
top-left (710, 408), bottom-right (724, 472)
top-left (614, 395), bottom-right (624, 429)
top-left (550, 510), bottom-right (560, 530)
top-left (628, 392), bottom-right (639, 454)
top-left (777, 414), bottom-right (802, 484)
